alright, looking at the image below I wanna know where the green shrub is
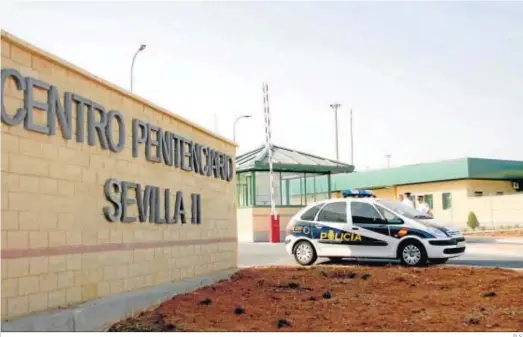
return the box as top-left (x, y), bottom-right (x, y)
top-left (467, 212), bottom-right (480, 230)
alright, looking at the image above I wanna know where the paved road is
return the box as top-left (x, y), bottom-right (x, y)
top-left (238, 239), bottom-right (523, 270)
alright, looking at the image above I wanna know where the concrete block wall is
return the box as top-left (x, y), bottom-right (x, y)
top-left (1, 31), bottom-right (237, 321)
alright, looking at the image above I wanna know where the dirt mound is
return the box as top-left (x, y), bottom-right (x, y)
top-left (109, 266), bottom-right (523, 332)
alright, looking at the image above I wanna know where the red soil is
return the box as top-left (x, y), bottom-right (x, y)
top-left (109, 266), bottom-right (523, 332)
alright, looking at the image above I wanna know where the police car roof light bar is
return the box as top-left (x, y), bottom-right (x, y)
top-left (342, 189), bottom-right (376, 198)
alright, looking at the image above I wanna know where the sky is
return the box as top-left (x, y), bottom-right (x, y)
top-left (1, 1), bottom-right (522, 170)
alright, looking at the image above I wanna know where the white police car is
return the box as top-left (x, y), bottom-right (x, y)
top-left (284, 189), bottom-right (466, 267)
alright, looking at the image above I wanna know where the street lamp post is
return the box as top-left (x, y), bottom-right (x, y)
top-left (385, 154), bottom-right (391, 168)
top-left (350, 108), bottom-right (354, 165)
top-left (130, 44), bottom-right (147, 92)
top-left (233, 115), bottom-right (252, 142)
top-left (330, 103), bottom-right (341, 161)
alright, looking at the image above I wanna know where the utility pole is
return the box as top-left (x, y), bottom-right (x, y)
top-left (350, 108), bottom-right (354, 165)
top-left (385, 154), bottom-right (391, 168)
top-left (330, 103), bottom-right (341, 161)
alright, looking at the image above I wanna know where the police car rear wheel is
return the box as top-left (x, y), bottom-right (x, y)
top-left (400, 242), bottom-right (427, 267)
top-left (293, 241), bottom-right (317, 266)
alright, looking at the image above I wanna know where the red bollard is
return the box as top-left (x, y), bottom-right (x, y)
top-left (269, 213), bottom-right (280, 243)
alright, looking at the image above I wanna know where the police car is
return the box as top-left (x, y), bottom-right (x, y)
top-left (284, 189), bottom-right (466, 267)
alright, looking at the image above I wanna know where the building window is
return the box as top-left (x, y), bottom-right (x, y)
top-left (254, 172), bottom-right (282, 206)
top-left (442, 192), bottom-right (452, 210)
top-left (242, 172), bottom-right (331, 207)
top-left (237, 172), bottom-right (253, 207)
top-left (474, 191), bottom-right (483, 197)
top-left (423, 194), bottom-right (434, 209)
top-left (283, 172), bottom-right (330, 206)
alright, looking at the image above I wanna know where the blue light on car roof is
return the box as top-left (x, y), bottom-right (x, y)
top-left (342, 189), bottom-right (375, 198)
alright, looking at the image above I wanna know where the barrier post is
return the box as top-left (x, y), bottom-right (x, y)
top-left (262, 83), bottom-right (279, 243)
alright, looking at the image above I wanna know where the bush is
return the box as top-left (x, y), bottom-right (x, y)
top-left (467, 212), bottom-right (480, 230)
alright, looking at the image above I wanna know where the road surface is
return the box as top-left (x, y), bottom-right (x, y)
top-left (238, 237), bottom-right (523, 270)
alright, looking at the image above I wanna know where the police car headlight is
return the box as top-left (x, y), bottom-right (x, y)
top-left (426, 227), bottom-right (447, 238)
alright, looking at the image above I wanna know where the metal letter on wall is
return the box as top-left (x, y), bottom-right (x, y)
top-left (103, 178), bottom-right (123, 221)
top-left (1, 66), bottom-right (237, 229)
top-left (1, 68), bottom-right (27, 125)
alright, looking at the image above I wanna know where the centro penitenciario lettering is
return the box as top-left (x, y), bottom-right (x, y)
top-left (1, 67), bottom-right (232, 225)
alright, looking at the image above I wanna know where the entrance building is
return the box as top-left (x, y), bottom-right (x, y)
top-left (236, 144), bottom-right (354, 242)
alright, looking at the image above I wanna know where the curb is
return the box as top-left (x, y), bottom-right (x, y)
top-left (465, 237), bottom-right (523, 245)
top-left (465, 245), bottom-right (523, 257)
top-left (495, 239), bottom-right (523, 245)
top-left (445, 264), bottom-right (523, 272)
top-left (1, 268), bottom-right (237, 332)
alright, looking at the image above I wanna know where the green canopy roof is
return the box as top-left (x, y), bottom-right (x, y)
top-left (236, 144), bottom-right (354, 174)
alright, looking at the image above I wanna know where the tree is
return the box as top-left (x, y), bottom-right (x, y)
top-left (467, 211), bottom-right (480, 230)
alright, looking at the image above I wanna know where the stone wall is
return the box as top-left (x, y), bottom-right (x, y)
top-left (1, 30), bottom-right (237, 321)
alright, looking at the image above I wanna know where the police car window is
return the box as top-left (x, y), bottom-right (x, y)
top-left (376, 205), bottom-right (399, 221)
top-left (351, 202), bottom-right (382, 223)
top-left (301, 204), bottom-right (324, 221)
top-left (316, 202), bottom-right (347, 223)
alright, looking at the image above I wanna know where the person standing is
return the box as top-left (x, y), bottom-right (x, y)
top-left (416, 195), bottom-right (433, 216)
top-left (402, 192), bottom-right (415, 208)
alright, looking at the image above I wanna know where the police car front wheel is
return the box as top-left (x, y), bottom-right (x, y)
top-left (293, 241), bottom-right (317, 266)
top-left (399, 241), bottom-right (428, 267)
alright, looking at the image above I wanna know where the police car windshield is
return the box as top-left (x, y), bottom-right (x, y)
top-left (375, 200), bottom-right (433, 220)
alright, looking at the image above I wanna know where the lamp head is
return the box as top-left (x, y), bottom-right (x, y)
top-left (139, 44), bottom-right (147, 51)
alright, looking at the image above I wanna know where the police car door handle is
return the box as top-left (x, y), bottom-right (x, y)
top-left (352, 227), bottom-right (359, 230)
